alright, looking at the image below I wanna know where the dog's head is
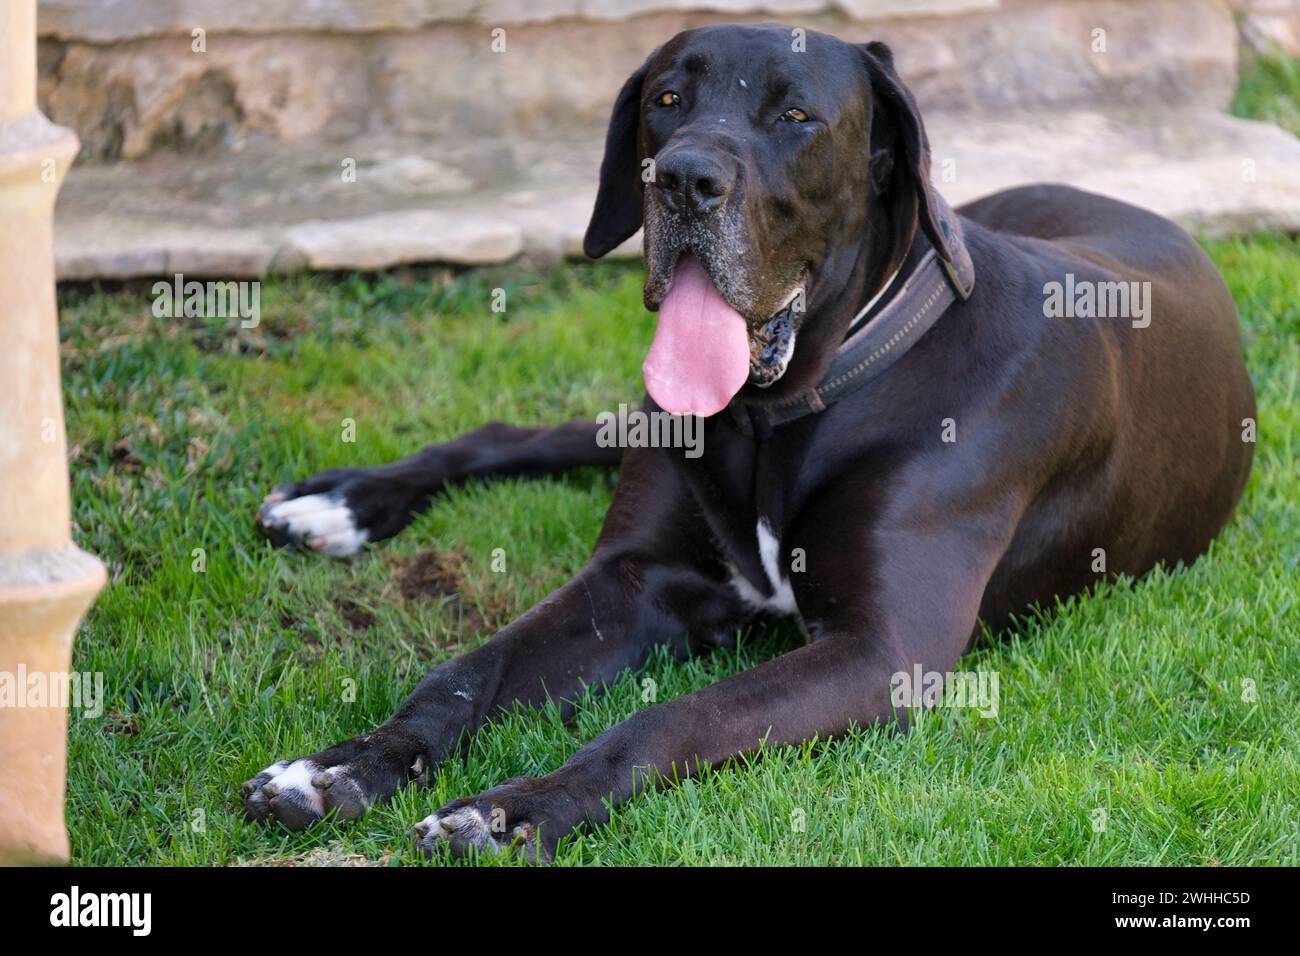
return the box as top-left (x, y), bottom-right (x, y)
top-left (584, 24), bottom-right (955, 417)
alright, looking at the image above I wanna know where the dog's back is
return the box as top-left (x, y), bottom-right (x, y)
top-left (962, 184), bottom-right (1255, 624)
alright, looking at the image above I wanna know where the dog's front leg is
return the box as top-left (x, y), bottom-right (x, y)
top-left (420, 509), bottom-right (1019, 862)
top-left (418, 632), bottom-right (921, 861)
top-left (257, 419), bottom-right (621, 555)
top-left (241, 551), bottom-right (742, 830)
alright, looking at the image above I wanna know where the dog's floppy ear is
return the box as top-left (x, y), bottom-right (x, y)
top-left (859, 42), bottom-right (956, 267)
top-left (583, 58), bottom-right (652, 259)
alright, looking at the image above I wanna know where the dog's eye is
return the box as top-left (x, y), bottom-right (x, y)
top-left (657, 91), bottom-right (681, 108)
top-left (781, 108), bottom-right (810, 123)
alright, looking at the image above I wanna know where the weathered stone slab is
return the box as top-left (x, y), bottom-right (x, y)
top-left (37, 0), bottom-right (1238, 162)
top-left (54, 217), bottom-right (279, 279)
top-left (280, 210), bottom-right (524, 271)
top-left (493, 186), bottom-right (642, 262)
top-left (36, 1), bottom-right (477, 41)
top-left (52, 106), bottom-right (1300, 280)
top-left (1234, 0), bottom-right (1300, 57)
top-left (926, 109), bottom-right (1300, 238)
top-left (37, 0), bottom-right (996, 41)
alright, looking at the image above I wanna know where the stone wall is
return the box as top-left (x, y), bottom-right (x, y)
top-left (40, 0), bottom-right (1300, 278)
top-left (37, 0), bottom-right (1239, 162)
top-left (1233, 0), bottom-right (1300, 56)
top-left (37, 1), bottom-right (998, 39)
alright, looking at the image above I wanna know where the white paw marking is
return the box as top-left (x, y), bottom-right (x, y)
top-left (260, 493), bottom-right (370, 557)
top-left (259, 758), bottom-right (326, 815)
top-left (415, 806), bottom-right (502, 853)
top-left (729, 518), bottom-right (798, 615)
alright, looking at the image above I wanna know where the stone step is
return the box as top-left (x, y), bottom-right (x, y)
top-left (38, 0), bottom-right (1237, 162)
top-left (53, 107), bottom-right (1300, 281)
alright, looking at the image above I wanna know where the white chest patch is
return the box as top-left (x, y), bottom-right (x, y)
top-left (729, 519), bottom-right (799, 616)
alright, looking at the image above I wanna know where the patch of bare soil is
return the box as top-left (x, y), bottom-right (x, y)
top-left (389, 549), bottom-right (511, 636)
top-left (393, 549), bottom-right (467, 602)
top-left (336, 598), bottom-right (377, 632)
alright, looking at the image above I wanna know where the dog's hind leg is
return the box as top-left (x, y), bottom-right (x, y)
top-left (257, 419), bottom-right (621, 556)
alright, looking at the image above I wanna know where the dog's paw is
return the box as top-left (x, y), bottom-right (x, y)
top-left (413, 779), bottom-right (573, 864)
top-left (241, 758), bottom-right (371, 830)
top-left (414, 804), bottom-right (512, 857)
top-left (243, 737), bottom-right (427, 830)
top-left (258, 489), bottom-right (369, 557)
top-left (256, 467), bottom-right (428, 557)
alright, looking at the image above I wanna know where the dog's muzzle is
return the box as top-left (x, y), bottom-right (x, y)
top-left (749, 284), bottom-right (805, 387)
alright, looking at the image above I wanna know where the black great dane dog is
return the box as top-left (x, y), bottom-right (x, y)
top-left (243, 25), bottom-right (1256, 861)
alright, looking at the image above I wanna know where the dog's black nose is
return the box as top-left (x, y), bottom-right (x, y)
top-left (655, 150), bottom-right (732, 216)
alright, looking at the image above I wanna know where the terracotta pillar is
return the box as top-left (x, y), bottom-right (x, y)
top-left (0, 0), bottom-right (104, 865)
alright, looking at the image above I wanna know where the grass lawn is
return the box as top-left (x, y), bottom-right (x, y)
top-left (57, 51), bottom-right (1300, 864)
top-left (59, 235), bottom-right (1299, 866)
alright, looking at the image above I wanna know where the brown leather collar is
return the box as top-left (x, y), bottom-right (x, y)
top-left (728, 193), bottom-right (975, 438)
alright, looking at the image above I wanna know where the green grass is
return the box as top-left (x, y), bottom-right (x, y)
top-left (1233, 49), bottom-right (1300, 137)
top-left (58, 235), bottom-right (1299, 866)
top-left (58, 54), bottom-right (1300, 864)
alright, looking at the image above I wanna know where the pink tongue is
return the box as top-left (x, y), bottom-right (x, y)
top-left (643, 255), bottom-right (751, 417)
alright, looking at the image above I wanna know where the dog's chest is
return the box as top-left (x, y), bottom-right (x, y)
top-left (671, 423), bottom-right (803, 618)
top-left (727, 518), bottom-right (799, 616)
